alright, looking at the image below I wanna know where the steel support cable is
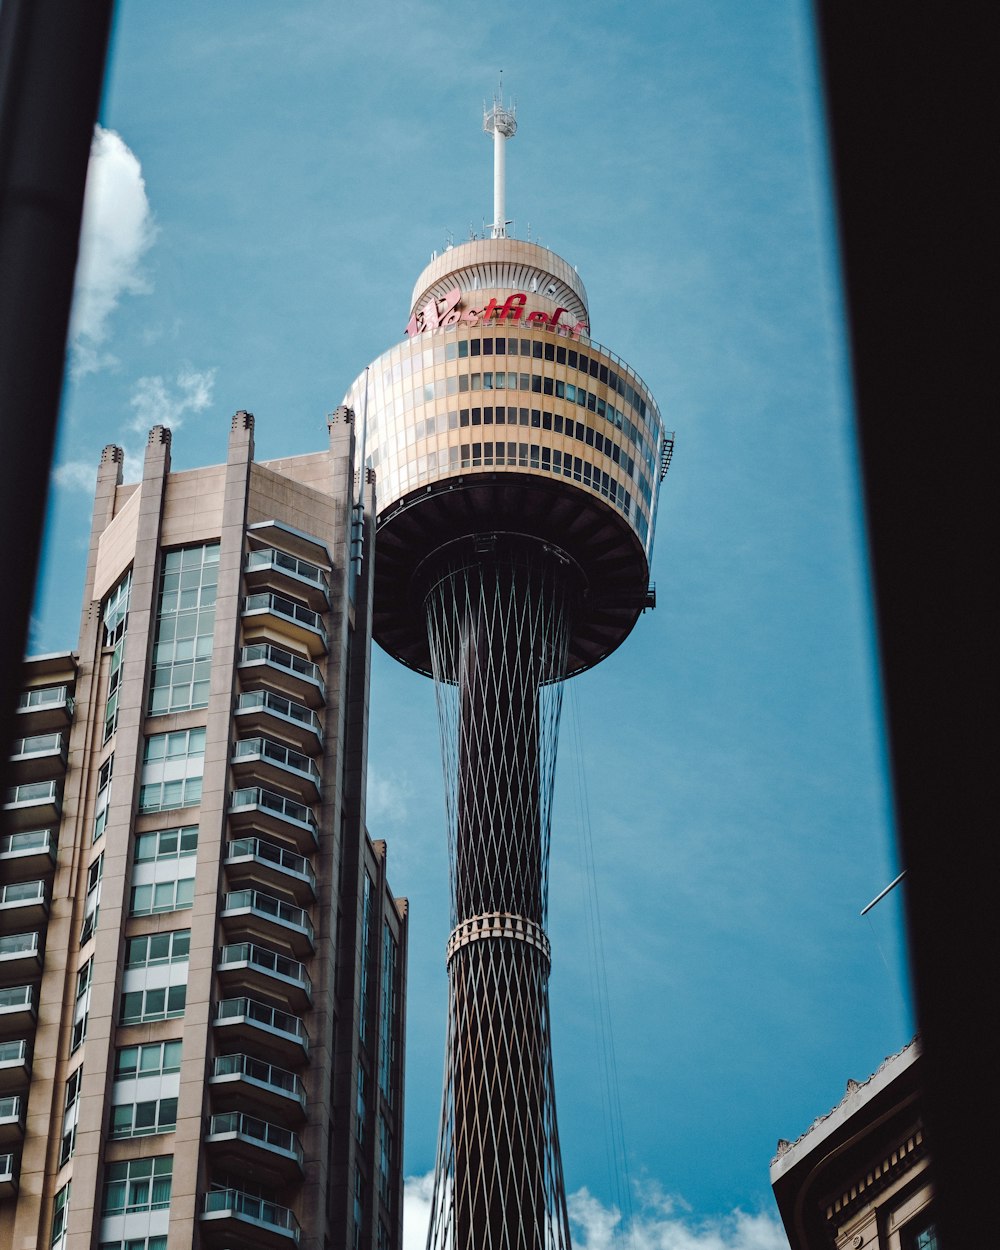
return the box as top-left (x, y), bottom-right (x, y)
top-left (567, 684), bottom-right (635, 1245)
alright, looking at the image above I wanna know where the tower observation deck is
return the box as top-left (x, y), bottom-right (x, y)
top-left (341, 100), bottom-right (671, 1250)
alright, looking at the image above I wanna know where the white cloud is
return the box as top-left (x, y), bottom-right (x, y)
top-left (401, 1175), bottom-right (788, 1250)
top-left (128, 367), bottom-right (217, 433)
top-left (53, 460), bottom-right (98, 493)
top-left (368, 766), bottom-right (412, 826)
top-left (403, 1172), bottom-right (435, 1250)
top-left (70, 126), bottom-right (157, 377)
top-left (569, 1184), bottom-right (789, 1250)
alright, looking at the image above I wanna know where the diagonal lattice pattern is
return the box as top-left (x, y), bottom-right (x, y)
top-left (424, 543), bottom-right (574, 1250)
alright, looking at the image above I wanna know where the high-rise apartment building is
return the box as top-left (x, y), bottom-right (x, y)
top-left (0, 411), bottom-right (407, 1250)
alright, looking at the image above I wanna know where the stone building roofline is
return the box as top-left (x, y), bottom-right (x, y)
top-left (771, 1036), bottom-right (921, 1175)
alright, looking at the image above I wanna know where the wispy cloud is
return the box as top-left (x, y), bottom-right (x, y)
top-left (570, 1183), bottom-right (788, 1250)
top-left (368, 766), bottom-right (413, 827)
top-left (128, 368), bottom-right (216, 433)
top-left (70, 126), bottom-right (157, 378)
top-left (401, 1176), bottom-right (788, 1250)
top-left (52, 460), bottom-right (98, 494)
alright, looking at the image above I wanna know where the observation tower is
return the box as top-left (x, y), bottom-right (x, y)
top-left (341, 91), bottom-right (673, 1250)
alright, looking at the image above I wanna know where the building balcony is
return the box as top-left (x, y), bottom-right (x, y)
top-left (7, 732), bottom-right (67, 783)
top-left (231, 737), bottom-right (321, 803)
top-left (242, 593), bottom-right (327, 659)
top-left (0, 1096), bottom-right (24, 1150)
top-left (228, 787), bottom-right (318, 854)
top-left (0, 1041), bottom-right (30, 1098)
top-left (0, 1151), bottom-right (16, 1200)
top-left (234, 690), bottom-right (323, 756)
top-left (217, 942), bottom-right (312, 1012)
top-left (238, 642), bottom-right (325, 709)
top-left (224, 837), bottom-right (316, 905)
top-left (205, 1110), bottom-right (304, 1185)
top-left (0, 830), bottom-right (57, 884)
top-left (200, 1187), bottom-right (300, 1247)
top-left (208, 1053), bottom-right (306, 1122)
top-left (221, 890), bottom-right (314, 957)
top-left (0, 936), bottom-right (42, 989)
top-left (15, 685), bottom-right (74, 733)
top-left (213, 997), bottom-right (308, 1066)
top-left (2, 781), bottom-right (61, 831)
top-left (0, 882), bottom-right (48, 936)
top-left (245, 547), bottom-right (330, 611)
top-left (0, 987), bottom-right (34, 1043)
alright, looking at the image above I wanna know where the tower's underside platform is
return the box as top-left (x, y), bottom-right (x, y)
top-left (373, 473), bottom-right (652, 678)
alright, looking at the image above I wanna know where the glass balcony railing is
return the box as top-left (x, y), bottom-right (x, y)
top-left (10, 733), bottom-right (65, 759)
top-left (222, 891), bottom-right (313, 943)
top-left (0, 882), bottom-right (46, 906)
top-left (209, 1053), bottom-right (304, 1103)
top-left (0, 986), bottom-right (33, 1010)
top-left (243, 593), bottom-right (327, 642)
top-left (246, 547), bottom-right (329, 593)
top-left (201, 1187), bottom-right (300, 1240)
top-left (17, 686), bottom-right (74, 714)
top-left (4, 781), bottom-right (59, 807)
top-left (0, 933), bottom-right (41, 958)
top-left (238, 642), bottom-right (325, 692)
top-left (0, 1152), bottom-right (13, 1181)
top-left (232, 737), bottom-right (321, 785)
top-left (218, 942), bottom-right (311, 994)
top-left (235, 690), bottom-right (322, 738)
top-left (207, 1111), bottom-right (303, 1165)
top-left (229, 788), bottom-right (317, 834)
top-left (0, 1040), bottom-right (28, 1064)
top-left (0, 1096), bottom-right (23, 1122)
top-left (225, 837), bottom-right (316, 890)
top-left (0, 829), bottom-right (55, 857)
top-left (214, 997), bottom-right (308, 1047)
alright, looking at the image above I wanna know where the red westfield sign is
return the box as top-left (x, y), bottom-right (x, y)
top-left (405, 288), bottom-right (589, 339)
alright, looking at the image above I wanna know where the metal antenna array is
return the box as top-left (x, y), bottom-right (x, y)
top-left (484, 73), bottom-right (517, 239)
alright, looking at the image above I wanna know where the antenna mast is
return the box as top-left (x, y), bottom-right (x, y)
top-left (483, 73), bottom-right (517, 239)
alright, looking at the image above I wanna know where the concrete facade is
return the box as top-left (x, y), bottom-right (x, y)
top-left (0, 412), bottom-right (407, 1250)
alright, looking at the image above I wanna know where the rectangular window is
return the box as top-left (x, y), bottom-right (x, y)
top-left (148, 544), bottom-right (219, 715)
top-left (99, 1240), bottom-right (168, 1250)
top-left (102, 1156), bottom-right (173, 1215)
top-left (120, 932), bottom-right (189, 1024)
top-left (139, 728), bottom-right (206, 812)
top-left (129, 825), bottom-right (197, 917)
top-left (116, 1040), bottom-right (182, 1079)
top-left (72, 958), bottom-right (93, 1052)
top-left (94, 754), bottom-right (113, 842)
top-left (51, 1182), bottom-right (71, 1249)
top-left (59, 1067), bottom-right (83, 1166)
top-left (356, 1066), bottom-right (366, 1144)
top-left (110, 1096), bottom-right (178, 1139)
top-left (378, 1115), bottom-right (393, 1205)
top-left (102, 570), bottom-right (132, 742)
top-left (359, 874), bottom-right (373, 1044)
top-left (81, 854), bottom-right (104, 944)
top-left (379, 923), bottom-right (397, 1102)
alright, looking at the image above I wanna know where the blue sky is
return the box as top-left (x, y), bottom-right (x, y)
top-left (36, 3), bottom-right (913, 1245)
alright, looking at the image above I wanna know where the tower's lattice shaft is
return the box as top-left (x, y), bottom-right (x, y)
top-left (424, 543), bottom-right (574, 1250)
